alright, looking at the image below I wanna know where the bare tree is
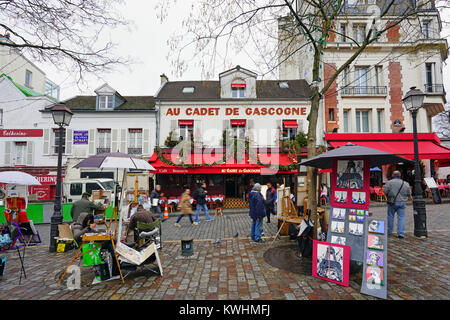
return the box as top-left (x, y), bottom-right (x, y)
top-left (158, 0), bottom-right (445, 226)
top-left (0, 0), bottom-right (129, 82)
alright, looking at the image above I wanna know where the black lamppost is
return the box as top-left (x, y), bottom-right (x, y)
top-left (402, 87), bottom-right (427, 238)
top-left (49, 104), bottom-right (73, 252)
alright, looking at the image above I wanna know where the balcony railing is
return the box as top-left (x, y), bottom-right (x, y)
top-left (425, 84), bottom-right (445, 95)
top-left (128, 148), bottom-right (143, 155)
top-left (341, 86), bottom-right (387, 96)
top-left (96, 147), bottom-right (111, 154)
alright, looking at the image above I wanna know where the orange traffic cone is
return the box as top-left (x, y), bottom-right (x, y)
top-left (164, 203), bottom-right (169, 219)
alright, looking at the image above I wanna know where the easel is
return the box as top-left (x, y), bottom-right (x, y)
top-left (271, 179), bottom-right (301, 245)
top-left (56, 174), bottom-right (127, 288)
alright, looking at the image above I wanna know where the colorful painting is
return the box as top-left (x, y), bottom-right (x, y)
top-left (366, 266), bottom-right (384, 286)
top-left (332, 208), bottom-right (346, 220)
top-left (313, 241), bottom-right (350, 286)
top-left (331, 221), bottom-right (345, 234)
top-left (349, 222), bottom-right (364, 236)
top-left (352, 192), bottom-right (366, 204)
top-left (356, 216), bottom-right (365, 222)
top-left (356, 209), bottom-right (365, 216)
top-left (367, 234), bottom-right (384, 250)
top-left (366, 250), bottom-right (383, 267)
top-left (336, 160), bottom-right (364, 189)
top-left (348, 215), bottom-right (356, 222)
top-left (349, 209), bottom-right (356, 215)
top-left (368, 220), bottom-right (385, 234)
top-left (334, 191), bottom-right (348, 204)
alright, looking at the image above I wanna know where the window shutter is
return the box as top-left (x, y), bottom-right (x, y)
top-left (112, 129), bottom-right (119, 153)
top-left (65, 129), bottom-right (73, 155)
top-left (297, 120), bottom-right (303, 133)
top-left (194, 120), bottom-right (202, 147)
top-left (143, 128), bottom-right (149, 155)
top-left (43, 128), bottom-right (50, 155)
top-left (26, 141), bottom-right (34, 165)
top-left (88, 129), bottom-right (96, 155)
top-left (170, 120), bottom-right (177, 141)
top-left (119, 129), bottom-right (126, 153)
top-left (4, 141), bottom-right (11, 165)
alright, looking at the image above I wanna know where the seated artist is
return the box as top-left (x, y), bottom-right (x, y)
top-left (71, 212), bottom-right (99, 245)
top-left (122, 204), bottom-right (157, 242)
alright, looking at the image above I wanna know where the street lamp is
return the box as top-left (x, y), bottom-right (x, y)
top-left (49, 104), bottom-right (73, 252)
top-left (402, 86), bottom-right (427, 238)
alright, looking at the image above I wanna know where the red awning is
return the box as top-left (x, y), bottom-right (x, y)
top-left (283, 120), bottom-right (298, 129)
top-left (178, 120), bottom-right (193, 126)
top-left (230, 119), bottom-right (246, 126)
top-left (149, 151), bottom-right (297, 174)
top-left (325, 133), bottom-right (450, 160)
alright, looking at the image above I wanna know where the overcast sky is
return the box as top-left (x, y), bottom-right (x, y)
top-left (37, 1), bottom-right (450, 103)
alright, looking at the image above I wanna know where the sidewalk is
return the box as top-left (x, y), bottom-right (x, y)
top-left (1, 203), bottom-right (449, 300)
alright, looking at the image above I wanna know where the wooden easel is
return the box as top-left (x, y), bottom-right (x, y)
top-left (271, 179), bottom-right (300, 245)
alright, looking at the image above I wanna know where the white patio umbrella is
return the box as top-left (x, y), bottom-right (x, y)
top-left (0, 171), bottom-right (41, 186)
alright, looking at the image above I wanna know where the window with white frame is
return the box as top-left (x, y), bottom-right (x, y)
top-left (97, 129), bottom-right (111, 154)
top-left (14, 142), bottom-right (27, 165)
top-left (98, 95), bottom-right (114, 109)
top-left (422, 20), bottom-right (431, 38)
top-left (354, 67), bottom-right (369, 94)
top-left (425, 63), bottom-right (435, 92)
top-left (343, 110), bottom-right (349, 133)
top-left (128, 128), bottom-right (143, 154)
top-left (179, 125), bottom-right (193, 141)
top-left (52, 128), bottom-right (65, 154)
top-left (340, 23), bottom-right (347, 42)
top-left (231, 78), bottom-right (246, 98)
top-left (356, 110), bottom-right (370, 133)
top-left (353, 24), bottom-right (366, 43)
top-left (231, 124), bottom-right (246, 140)
top-left (25, 70), bottom-right (32, 88)
top-left (377, 109), bottom-right (384, 133)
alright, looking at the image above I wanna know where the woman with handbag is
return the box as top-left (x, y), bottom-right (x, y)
top-left (174, 188), bottom-right (198, 227)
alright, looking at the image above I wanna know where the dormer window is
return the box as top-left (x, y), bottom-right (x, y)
top-left (231, 78), bottom-right (246, 98)
top-left (98, 95), bottom-right (114, 109)
top-left (182, 87), bottom-right (195, 94)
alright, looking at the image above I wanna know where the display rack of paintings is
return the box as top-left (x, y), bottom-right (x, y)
top-left (360, 218), bottom-right (388, 299)
top-left (312, 240), bottom-right (350, 287)
top-left (327, 158), bottom-right (370, 262)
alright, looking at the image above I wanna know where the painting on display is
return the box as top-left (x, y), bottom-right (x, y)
top-left (368, 220), bottom-right (385, 234)
top-left (312, 241), bottom-right (350, 287)
top-left (366, 250), bottom-right (383, 267)
top-left (336, 160), bottom-right (364, 189)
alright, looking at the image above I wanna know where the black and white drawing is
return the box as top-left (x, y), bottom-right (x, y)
top-left (334, 191), bottom-right (348, 203)
top-left (332, 208), bottom-right (346, 220)
top-left (349, 222), bottom-right (364, 236)
top-left (331, 236), bottom-right (347, 245)
top-left (317, 244), bottom-right (344, 282)
top-left (368, 220), bottom-right (385, 234)
top-left (336, 160), bottom-right (364, 189)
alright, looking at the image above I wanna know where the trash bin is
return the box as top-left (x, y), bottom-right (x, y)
top-left (181, 237), bottom-right (193, 256)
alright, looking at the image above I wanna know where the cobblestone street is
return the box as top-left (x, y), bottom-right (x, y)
top-left (0, 202), bottom-right (449, 301)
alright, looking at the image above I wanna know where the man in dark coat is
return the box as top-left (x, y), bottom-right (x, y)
top-left (150, 185), bottom-right (163, 220)
top-left (248, 183), bottom-right (266, 243)
top-left (70, 192), bottom-right (103, 223)
top-left (264, 182), bottom-right (276, 223)
top-left (194, 182), bottom-right (214, 223)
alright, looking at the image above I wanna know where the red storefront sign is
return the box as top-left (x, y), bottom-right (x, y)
top-left (0, 129), bottom-right (43, 137)
top-left (30, 185), bottom-right (52, 201)
top-left (35, 175), bottom-right (59, 185)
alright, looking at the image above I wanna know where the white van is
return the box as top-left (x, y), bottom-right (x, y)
top-left (63, 178), bottom-right (115, 203)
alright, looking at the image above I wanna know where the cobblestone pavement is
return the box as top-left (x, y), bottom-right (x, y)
top-left (0, 223), bottom-right (449, 300)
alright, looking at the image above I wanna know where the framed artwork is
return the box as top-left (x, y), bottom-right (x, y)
top-left (312, 240), bottom-right (350, 287)
top-left (366, 266), bottom-right (384, 286)
top-left (336, 160), bottom-right (364, 189)
top-left (332, 208), bottom-right (346, 220)
top-left (348, 215), bottom-right (356, 222)
top-left (349, 222), bottom-right (364, 236)
top-left (331, 158), bottom-right (370, 209)
top-left (367, 234), bottom-right (384, 250)
top-left (349, 209), bottom-right (356, 215)
top-left (368, 220), bottom-right (385, 234)
top-left (330, 221), bottom-right (345, 234)
top-left (331, 236), bottom-right (347, 245)
top-left (356, 209), bottom-right (365, 216)
top-left (366, 250), bottom-right (383, 267)
top-left (356, 216), bottom-right (365, 222)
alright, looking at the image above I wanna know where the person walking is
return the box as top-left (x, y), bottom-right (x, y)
top-left (174, 188), bottom-right (198, 227)
top-left (70, 192), bottom-right (103, 223)
top-left (150, 185), bottom-right (164, 220)
top-left (249, 183), bottom-right (266, 243)
top-left (193, 182), bottom-right (214, 223)
top-left (383, 170), bottom-right (411, 239)
top-left (264, 182), bottom-right (275, 223)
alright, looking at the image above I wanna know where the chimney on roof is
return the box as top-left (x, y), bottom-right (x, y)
top-left (160, 73), bottom-right (168, 85)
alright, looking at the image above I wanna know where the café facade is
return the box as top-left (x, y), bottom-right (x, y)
top-left (150, 66), bottom-right (320, 207)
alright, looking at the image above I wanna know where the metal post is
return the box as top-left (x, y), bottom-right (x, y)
top-left (411, 110), bottom-right (428, 238)
top-left (49, 125), bottom-right (64, 252)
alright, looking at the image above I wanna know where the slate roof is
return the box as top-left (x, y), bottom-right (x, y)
top-left (43, 95), bottom-right (156, 112)
top-left (156, 79), bottom-right (311, 101)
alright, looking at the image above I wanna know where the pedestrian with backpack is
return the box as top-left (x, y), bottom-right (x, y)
top-left (194, 182), bottom-right (214, 223)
